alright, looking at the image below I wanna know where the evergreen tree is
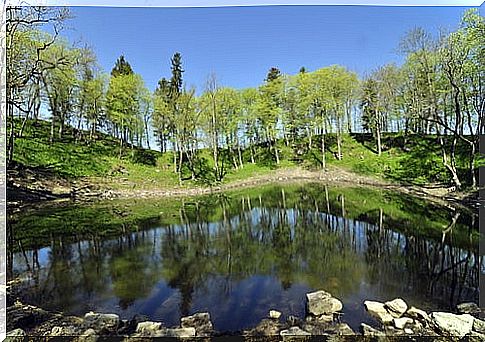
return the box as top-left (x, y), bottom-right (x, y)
top-left (111, 55), bottom-right (133, 77)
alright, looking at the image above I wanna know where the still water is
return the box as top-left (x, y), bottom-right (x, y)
top-left (9, 183), bottom-right (480, 332)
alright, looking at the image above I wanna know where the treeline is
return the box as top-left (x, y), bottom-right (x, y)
top-left (6, 7), bottom-right (484, 189)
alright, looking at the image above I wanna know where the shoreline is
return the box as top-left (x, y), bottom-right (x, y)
top-left (7, 166), bottom-right (479, 212)
top-left (6, 287), bottom-right (484, 340)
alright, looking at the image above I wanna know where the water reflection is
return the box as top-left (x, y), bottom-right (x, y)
top-left (10, 184), bottom-right (480, 331)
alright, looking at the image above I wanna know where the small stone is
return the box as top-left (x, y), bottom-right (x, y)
top-left (280, 326), bottom-right (311, 337)
top-left (385, 298), bottom-right (408, 318)
top-left (335, 323), bottom-right (354, 335)
top-left (136, 321), bottom-right (163, 335)
top-left (431, 312), bottom-right (474, 337)
top-left (269, 310), bottom-right (282, 319)
top-left (180, 312), bottom-right (213, 336)
top-left (474, 318), bottom-right (485, 334)
top-left (393, 317), bottom-right (413, 329)
top-left (406, 306), bottom-right (430, 323)
top-left (6, 328), bottom-right (26, 342)
top-left (83, 312), bottom-right (120, 334)
top-left (361, 323), bottom-right (385, 336)
top-left (404, 328), bottom-right (414, 334)
top-left (364, 301), bottom-right (394, 325)
top-left (306, 290), bottom-right (343, 316)
top-left (164, 327), bottom-right (196, 338)
top-left (78, 328), bottom-right (98, 342)
top-left (457, 302), bottom-right (481, 315)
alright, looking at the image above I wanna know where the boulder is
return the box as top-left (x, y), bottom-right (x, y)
top-left (364, 301), bottom-right (394, 325)
top-left (393, 317), bottom-right (413, 329)
top-left (180, 312), bottom-right (213, 336)
top-left (269, 310), bottom-right (282, 319)
top-left (406, 306), bottom-right (430, 323)
top-left (457, 302), bottom-right (481, 315)
top-left (246, 318), bottom-right (282, 335)
top-left (334, 323), bottom-right (354, 335)
top-left (474, 318), bottom-right (485, 334)
top-left (430, 312), bottom-right (474, 337)
top-left (385, 298), bottom-right (408, 318)
top-left (404, 328), bottom-right (414, 334)
top-left (306, 290), bottom-right (343, 316)
top-left (83, 312), bottom-right (119, 334)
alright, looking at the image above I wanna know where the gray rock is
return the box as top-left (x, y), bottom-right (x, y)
top-left (164, 327), bottom-right (196, 338)
top-left (83, 312), bottom-right (119, 334)
top-left (136, 321), bottom-right (163, 335)
top-left (180, 312), bottom-right (213, 336)
top-left (406, 306), bottom-right (430, 323)
top-left (361, 323), bottom-right (385, 336)
top-left (5, 328), bottom-right (26, 342)
top-left (335, 323), bottom-right (355, 335)
top-left (247, 318), bottom-right (282, 335)
top-left (269, 310), bottom-right (282, 319)
top-left (51, 326), bottom-right (79, 336)
top-left (431, 312), bottom-right (474, 337)
top-left (393, 317), bottom-right (413, 329)
top-left (364, 300), bottom-right (394, 325)
top-left (474, 318), bottom-right (485, 334)
top-left (457, 302), bottom-right (481, 315)
top-left (280, 326), bottom-right (311, 337)
top-left (385, 298), bottom-right (408, 318)
top-left (467, 331), bottom-right (485, 342)
top-left (404, 328), bottom-right (414, 334)
top-left (77, 328), bottom-right (98, 342)
top-left (306, 290), bottom-right (343, 316)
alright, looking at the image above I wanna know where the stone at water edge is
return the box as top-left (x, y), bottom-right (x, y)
top-left (404, 328), bottom-right (414, 334)
top-left (457, 302), bottom-right (481, 315)
top-left (405, 306), bottom-right (430, 323)
top-left (164, 327), bottom-right (196, 338)
top-left (361, 323), bottom-right (385, 337)
top-left (473, 318), bottom-right (485, 334)
top-left (180, 312), bottom-right (213, 336)
top-left (269, 310), bottom-right (282, 319)
top-left (136, 321), bottom-right (163, 335)
top-left (384, 298), bottom-right (408, 318)
top-left (393, 317), bottom-right (413, 329)
top-left (83, 312), bottom-right (120, 333)
top-left (5, 328), bottom-right (26, 341)
top-left (430, 312), bottom-right (474, 337)
top-left (364, 300), bottom-right (394, 325)
top-left (306, 290), bottom-right (343, 316)
top-left (280, 326), bottom-right (311, 337)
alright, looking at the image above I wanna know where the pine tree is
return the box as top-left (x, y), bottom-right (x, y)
top-left (111, 55), bottom-right (133, 77)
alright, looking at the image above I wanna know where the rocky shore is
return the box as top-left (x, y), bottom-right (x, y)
top-left (6, 289), bottom-right (484, 341)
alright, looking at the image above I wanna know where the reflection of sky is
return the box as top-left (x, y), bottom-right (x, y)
top-left (12, 207), bottom-right (479, 332)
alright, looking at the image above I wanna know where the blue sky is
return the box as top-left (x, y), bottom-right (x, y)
top-left (62, 5), bottom-right (483, 92)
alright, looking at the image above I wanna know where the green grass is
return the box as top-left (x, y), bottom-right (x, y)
top-left (11, 119), bottom-right (482, 190)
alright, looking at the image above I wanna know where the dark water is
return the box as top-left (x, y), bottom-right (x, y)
top-left (9, 184), bottom-right (481, 332)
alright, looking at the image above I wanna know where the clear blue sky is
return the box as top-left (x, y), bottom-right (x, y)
top-left (63, 5), bottom-right (483, 92)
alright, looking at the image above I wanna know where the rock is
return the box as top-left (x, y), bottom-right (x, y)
top-left (335, 323), bottom-right (354, 335)
top-left (364, 301), bottom-right (394, 325)
top-left (280, 326), bottom-right (311, 337)
top-left (430, 312), bottom-right (474, 337)
top-left (393, 317), bottom-right (413, 329)
top-left (77, 328), bottom-right (98, 342)
top-left (83, 312), bottom-right (119, 334)
top-left (269, 310), bottom-right (282, 319)
top-left (164, 327), bottom-right (196, 338)
top-left (361, 323), bottom-right (385, 336)
top-left (385, 298), bottom-right (408, 318)
top-left (51, 325), bottom-right (79, 336)
top-left (180, 312), bottom-right (213, 336)
top-left (136, 321), bottom-right (163, 335)
top-left (474, 318), bottom-right (485, 334)
top-left (458, 302), bottom-right (481, 315)
top-left (406, 306), bottom-right (430, 323)
top-left (404, 328), bottom-right (414, 334)
top-left (5, 328), bottom-right (26, 342)
top-left (467, 331), bottom-right (485, 342)
top-left (246, 318), bottom-right (282, 335)
top-left (306, 290), bottom-right (343, 316)
top-left (118, 314), bottom-right (149, 335)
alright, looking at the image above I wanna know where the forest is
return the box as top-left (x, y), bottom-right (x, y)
top-left (6, 6), bottom-right (485, 190)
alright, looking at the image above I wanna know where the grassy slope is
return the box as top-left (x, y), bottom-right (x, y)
top-left (12, 119), bottom-right (483, 191)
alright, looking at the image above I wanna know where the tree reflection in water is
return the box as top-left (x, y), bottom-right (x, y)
top-left (10, 184), bottom-right (480, 331)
